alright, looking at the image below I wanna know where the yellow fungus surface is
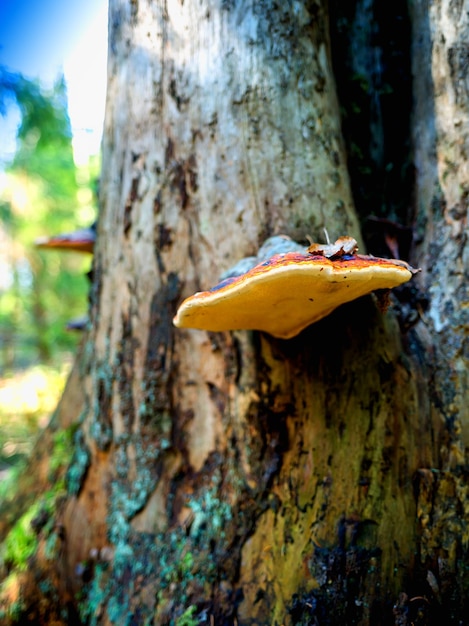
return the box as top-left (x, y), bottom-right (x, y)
top-left (173, 252), bottom-right (414, 339)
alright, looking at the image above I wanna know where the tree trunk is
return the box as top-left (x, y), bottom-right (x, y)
top-left (409, 0), bottom-right (469, 619)
top-left (1, 1), bottom-right (468, 624)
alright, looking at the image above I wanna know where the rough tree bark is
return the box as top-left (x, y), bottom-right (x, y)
top-left (1, 0), bottom-right (468, 625)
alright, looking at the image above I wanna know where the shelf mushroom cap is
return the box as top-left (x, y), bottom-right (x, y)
top-left (35, 225), bottom-right (96, 254)
top-left (173, 237), bottom-right (418, 339)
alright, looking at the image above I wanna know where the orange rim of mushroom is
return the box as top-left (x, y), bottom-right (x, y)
top-left (35, 227), bottom-right (95, 254)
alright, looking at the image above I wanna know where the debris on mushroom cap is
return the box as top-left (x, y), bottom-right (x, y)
top-left (35, 224), bottom-right (96, 254)
top-left (173, 236), bottom-right (419, 340)
top-left (307, 235), bottom-right (358, 258)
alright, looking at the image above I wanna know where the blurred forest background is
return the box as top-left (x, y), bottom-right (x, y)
top-left (0, 67), bottom-right (98, 484)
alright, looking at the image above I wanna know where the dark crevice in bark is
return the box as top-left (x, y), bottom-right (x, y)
top-left (329, 0), bottom-right (414, 257)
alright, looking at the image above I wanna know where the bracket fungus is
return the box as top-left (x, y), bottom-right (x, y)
top-left (35, 223), bottom-right (96, 254)
top-left (35, 224), bottom-right (96, 333)
top-left (173, 236), bottom-right (419, 340)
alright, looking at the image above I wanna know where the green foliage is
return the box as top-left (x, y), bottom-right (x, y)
top-left (176, 605), bottom-right (198, 626)
top-left (1, 443), bottom-right (69, 572)
top-left (0, 67), bottom-right (98, 369)
top-left (2, 503), bottom-right (40, 570)
top-left (49, 426), bottom-right (77, 476)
